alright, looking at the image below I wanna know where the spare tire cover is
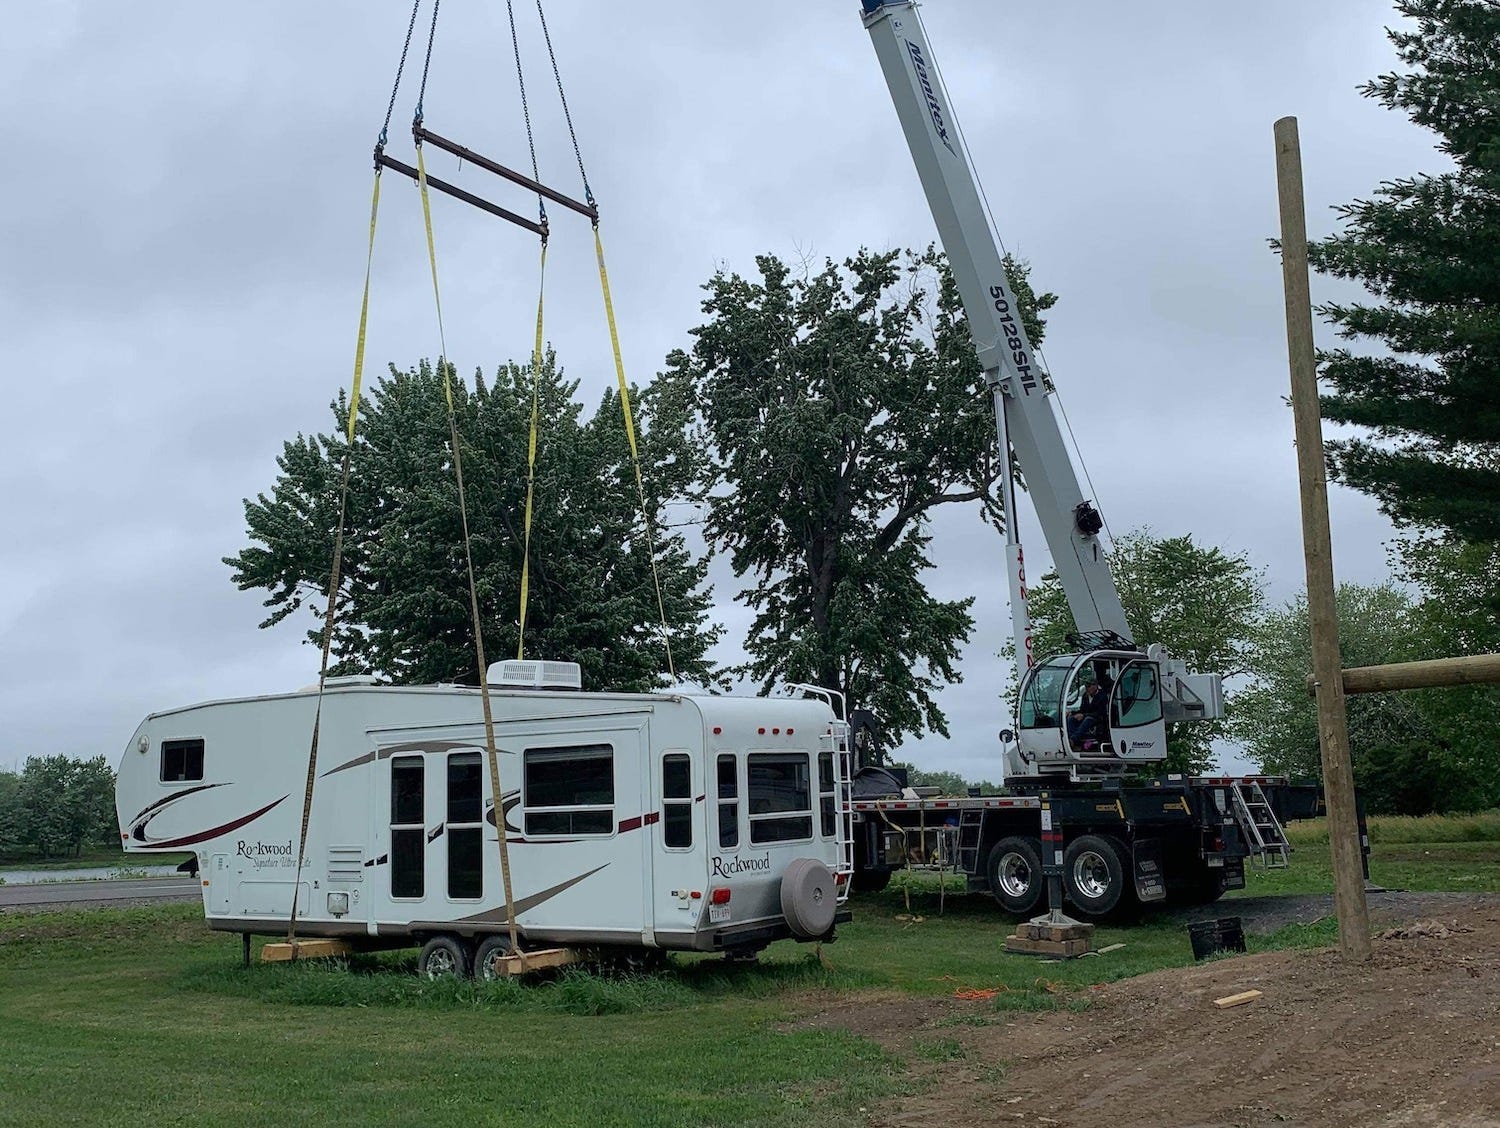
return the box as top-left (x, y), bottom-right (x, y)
top-left (779, 857), bottom-right (837, 938)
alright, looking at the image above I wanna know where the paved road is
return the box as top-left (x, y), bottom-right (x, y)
top-left (0, 876), bottom-right (201, 909)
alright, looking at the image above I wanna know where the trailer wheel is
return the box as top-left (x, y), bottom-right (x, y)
top-left (418, 935), bottom-right (471, 980)
top-left (473, 935), bottom-right (513, 981)
top-left (780, 858), bottom-right (838, 938)
top-left (1062, 835), bottom-right (1127, 917)
top-left (986, 836), bottom-right (1044, 915)
top-left (851, 868), bottom-right (892, 895)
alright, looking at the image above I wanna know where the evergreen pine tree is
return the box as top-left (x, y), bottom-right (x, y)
top-left (1308, 0), bottom-right (1500, 540)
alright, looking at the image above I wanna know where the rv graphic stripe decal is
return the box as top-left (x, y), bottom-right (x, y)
top-left (445, 864), bottom-right (609, 926)
top-left (135, 795), bottom-right (290, 849)
top-left (126, 782), bottom-right (227, 827)
top-left (321, 740), bottom-right (490, 779)
top-left (616, 812), bottom-right (660, 834)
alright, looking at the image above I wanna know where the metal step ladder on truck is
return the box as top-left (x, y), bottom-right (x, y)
top-left (847, 0), bottom-right (1361, 918)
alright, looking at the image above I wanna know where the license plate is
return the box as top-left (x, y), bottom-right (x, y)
top-left (708, 903), bottom-right (731, 924)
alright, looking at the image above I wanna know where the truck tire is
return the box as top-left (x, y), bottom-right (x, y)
top-left (986, 836), bottom-right (1044, 915)
top-left (1062, 835), bottom-right (1128, 918)
top-left (418, 935), bottom-right (471, 979)
top-left (780, 857), bottom-right (838, 938)
top-left (851, 868), bottom-right (892, 895)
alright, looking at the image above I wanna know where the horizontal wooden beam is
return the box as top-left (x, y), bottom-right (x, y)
top-left (1307, 653), bottom-right (1500, 696)
top-left (260, 939), bottom-right (352, 962)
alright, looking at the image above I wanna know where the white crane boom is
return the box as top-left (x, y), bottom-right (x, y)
top-left (859, 1), bottom-right (1223, 778)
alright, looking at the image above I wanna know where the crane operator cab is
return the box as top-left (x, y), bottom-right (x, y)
top-left (1004, 643), bottom-right (1225, 781)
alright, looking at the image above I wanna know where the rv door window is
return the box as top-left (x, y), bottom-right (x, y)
top-left (159, 739), bottom-right (204, 783)
top-left (390, 756), bottom-right (425, 900)
top-left (662, 753), bottom-right (692, 849)
top-left (447, 752), bottom-right (482, 900)
top-left (524, 745), bottom-right (614, 837)
top-left (716, 753), bottom-right (739, 849)
top-left (747, 753), bottom-right (813, 844)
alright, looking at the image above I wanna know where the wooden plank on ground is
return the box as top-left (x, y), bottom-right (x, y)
top-left (260, 939), bottom-right (352, 963)
top-left (1214, 989), bottom-right (1263, 1009)
top-left (491, 947), bottom-right (580, 977)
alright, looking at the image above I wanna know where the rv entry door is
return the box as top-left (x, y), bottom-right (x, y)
top-left (650, 747), bottom-right (706, 946)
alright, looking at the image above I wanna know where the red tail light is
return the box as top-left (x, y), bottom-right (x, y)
top-left (710, 888), bottom-right (731, 905)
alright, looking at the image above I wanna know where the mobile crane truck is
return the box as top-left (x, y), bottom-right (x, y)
top-left (848, 1), bottom-right (1346, 917)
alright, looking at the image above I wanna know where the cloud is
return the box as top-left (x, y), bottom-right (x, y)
top-left (1, 1), bottom-right (1430, 785)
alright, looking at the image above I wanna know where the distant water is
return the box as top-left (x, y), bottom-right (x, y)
top-left (0, 865), bottom-right (185, 885)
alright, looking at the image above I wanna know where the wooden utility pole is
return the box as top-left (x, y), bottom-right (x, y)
top-left (1273, 116), bottom-right (1372, 962)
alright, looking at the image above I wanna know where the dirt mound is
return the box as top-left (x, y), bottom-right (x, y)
top-left (818, 900), bottom-right (1500, 1127)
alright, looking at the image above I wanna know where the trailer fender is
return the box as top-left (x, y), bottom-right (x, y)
top-left (780, 858), bottom-right (838, 938)
top-left (1130, 837), bottom-right (1167, 903)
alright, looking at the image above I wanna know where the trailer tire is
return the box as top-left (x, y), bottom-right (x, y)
top-left (851, 868), bottom-right (892, 895)
top-left (986, 836), bottom-right (1044, 915)
top-left (780, 857), bottom-right (838, 938)
top-left (1062, 835), bottom-right (1128, 918)
top-left (418, 935), bottom-right (471, 980)
top-left (473, 935), bottom-right (513, 981)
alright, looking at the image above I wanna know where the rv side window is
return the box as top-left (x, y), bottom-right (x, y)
top-left (447, 752), bottom-right (482, 899)
top-left (160, 739), bottom-right (204, 783)
top-left (390, 756), bottom-right (425, 900)
top-left (717, 754), bottom-right (739, 849)
top-left (747, 753), bottom-right (812, 844)
top-left (524, 745), bottom-right (614, 837)
top-left (818, 751), bottom-right (836, 838)
top-left (662, 753), bottom-right (692, 849)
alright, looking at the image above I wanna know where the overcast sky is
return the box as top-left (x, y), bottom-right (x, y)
top-left (1, 1), bottom-right (1440, 780)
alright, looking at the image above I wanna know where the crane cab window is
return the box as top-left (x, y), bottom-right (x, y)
top-left (1115, 664), bottom-right (1163, 728)
top-left (1019, 660), bottom-right (1072, 729)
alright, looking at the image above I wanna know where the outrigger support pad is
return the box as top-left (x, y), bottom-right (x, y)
top-left (414, 125), bottom-right (600, 224)
top-left (376, 152), bottom-right (549, 238)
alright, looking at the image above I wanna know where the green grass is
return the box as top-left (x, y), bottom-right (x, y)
top-left (1234, 811), bottom-right (1500, 898)
top-left (0, 817), bottom-right (1491, 1127)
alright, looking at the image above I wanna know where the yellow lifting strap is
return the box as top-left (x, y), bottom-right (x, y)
top-left (517, 242), bottom-right (547, 659)
top-left (287, 167), bottom-right (384, 943)
top-left (415, 141), bottom-right (524, 957)
top-left (593, 224), bottom-right (677, 680)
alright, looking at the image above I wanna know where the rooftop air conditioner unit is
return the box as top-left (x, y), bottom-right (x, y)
top-left (486, 660), bottom-right (583, 691)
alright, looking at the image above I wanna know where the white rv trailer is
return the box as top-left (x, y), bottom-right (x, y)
top-left (116, 662), bottom-right (854, 972)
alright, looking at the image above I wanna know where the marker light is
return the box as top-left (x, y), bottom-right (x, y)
top-left (710, 888), bottom-right (731, 905)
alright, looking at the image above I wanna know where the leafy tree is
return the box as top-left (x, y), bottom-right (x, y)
top-left (0, 768), bottom-right (22, 858)
top-left (1022, 529), bottom-right (1266, 774)
top-left (227, 354), bottom-right (721, 691)
top-left (1307, 0), bottom-right (1500, 540)
top-left (891, 763), bottom-right (1001, 796)
top-left (1230, 582), bottom-right (1498, 814)
top-left (656, 247), bottom-right (1055, 747)
top-left (9, 756), bottom-right (119, 859)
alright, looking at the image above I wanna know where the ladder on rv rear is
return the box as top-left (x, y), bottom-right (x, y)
top-left (1231, 781), bottom-right (1290, 868)
top-left (823, 721), bottom-right (857, 900)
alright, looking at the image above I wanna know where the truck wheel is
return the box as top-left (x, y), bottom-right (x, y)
top-left (986, 836), bottom-right (1044, 915)
top-left (851, 868), bottom-right (892, 895)
top-left (473, 935), bottom-right (513, 981)
top-left (780, 857), bottom-right (838, 938)
top-left (418, 935), bottom-right (471, 980)
top-left (1062, 835), bottom-right (1127, 917)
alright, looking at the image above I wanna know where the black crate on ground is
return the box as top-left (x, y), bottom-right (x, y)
top-left (1188, 916), bottom-right (1247, 960)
